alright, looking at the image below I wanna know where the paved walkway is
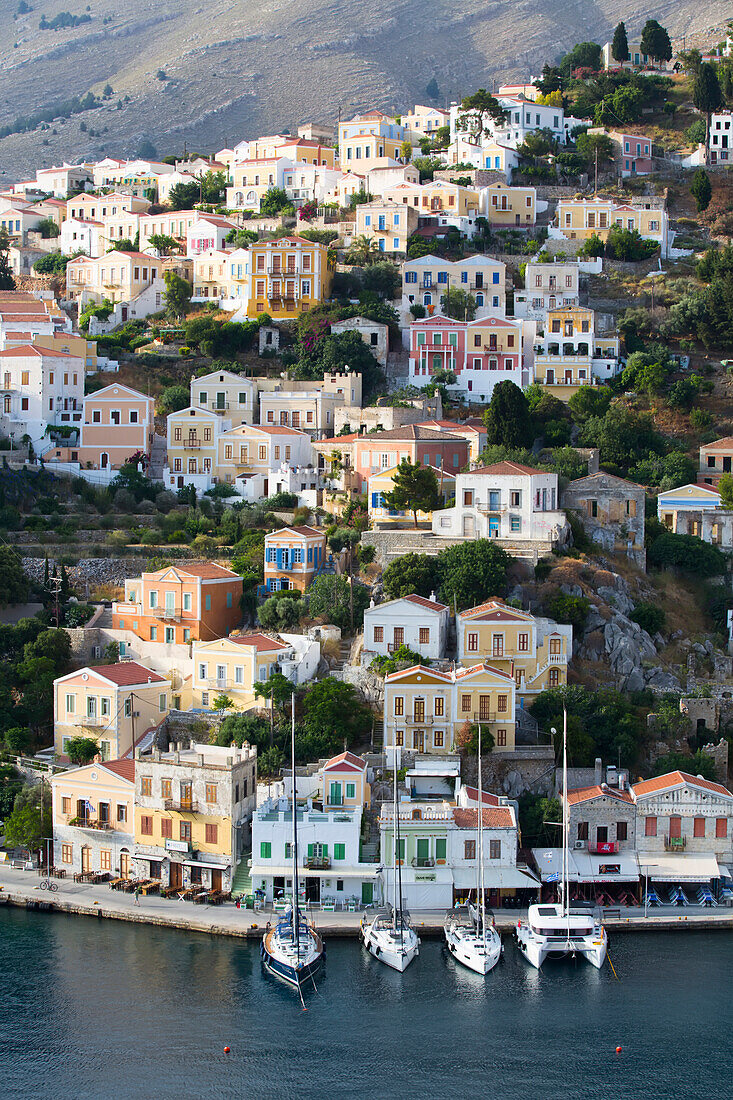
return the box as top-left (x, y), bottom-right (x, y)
top-left (1, 865), bottom-right (732, 938)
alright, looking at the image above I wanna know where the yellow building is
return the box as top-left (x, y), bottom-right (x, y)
top-left (554, 195), bottom-right (669, 255)
top-left (383, 662), bottom-right (517, 758)
top-left (484, 182), bottom-right (536, 226)
top-left (456, 601), bottom-right (572, 701)
top-left (133, 741), bottom-right (257, 892)
top-left (191, 633), bottom-right (291, 710)
top-left (246, 236), bottom-right (332, 319)
top-left (53, 662), bottom-right (169, 761)
top-left (533, 306), bottom-right (621, 400)
top-left (368, 463), bottom-right (455, 526)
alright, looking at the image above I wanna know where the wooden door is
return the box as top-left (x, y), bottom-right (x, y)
top-left (81, 847), bottom-right (91, 873)
top-left (169, 861), bottom-right (183, 889)
top-left (211, 869), bottom-right (223, 892)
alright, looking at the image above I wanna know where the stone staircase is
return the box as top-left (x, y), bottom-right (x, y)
top-left (231, 851), bottom-right (253, 899)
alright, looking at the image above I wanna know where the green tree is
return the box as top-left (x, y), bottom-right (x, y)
top-left (0, 227), bottom-right (15, 290)
top-left (440, 287), bottom-right (476, 320)
top-left (640, 19), bottom-right (672, 67)
top-left (436, 540), bottom-right (509, 609)
top-left (694, 63), bottom-right (723, 152)
top-left (163, 270), bottom-right (192, 319)
top-left (259, 187), bottom-right (290, 216)
top-left (484, 381), bottom-right (532, 448)
top-left (456, 89), bottom-right (506, 143)
top-left (65, 736), bottom-right (100, 765)
top-left (691, 169), bottom-right (712, 212)
top-left (4, 785), bottom-right (51, 854)
top-left (302, 677), bottom-right (372, 746)
top-left (382, 552), bottom-right (440, 600)
top-left (611, 21), bottom-right (630, 63)
top-left (382, 459), bottom-right (441, 527)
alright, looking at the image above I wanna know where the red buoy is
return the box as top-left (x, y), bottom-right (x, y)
top-left (224, 1047), bottom-right (231, 1054)
top-left (616, 1046), bottom-right (622, 1054)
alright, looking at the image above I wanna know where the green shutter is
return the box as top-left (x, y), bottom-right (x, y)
top-left (435, 838), bottom-right (447, 861)
top-left (334, 843), bottom-right (345, 860)
top-left (260, 842), bottom-right (271, 859)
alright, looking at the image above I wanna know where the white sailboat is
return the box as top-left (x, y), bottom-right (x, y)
top-left (515, 708), bottom-right (607, 969)
top-left (261, 696), bottom-right (325, 992)
top-left (444, 723), bottom-right (502, 975)
top-left (361, 760), bottom-right (419, 972)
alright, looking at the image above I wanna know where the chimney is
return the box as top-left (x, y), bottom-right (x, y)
top-left (594, 757), bottom-right (602, 785)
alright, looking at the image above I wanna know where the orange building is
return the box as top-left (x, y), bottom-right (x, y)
top-left (113, 564), bottom-right (243, 645)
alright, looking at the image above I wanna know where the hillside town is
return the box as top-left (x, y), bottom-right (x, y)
top-left (3, 18), bottom-right (733, 950)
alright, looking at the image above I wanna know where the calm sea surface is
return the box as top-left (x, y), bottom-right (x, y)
top-left (1, 907), bottom-right (731, 1100)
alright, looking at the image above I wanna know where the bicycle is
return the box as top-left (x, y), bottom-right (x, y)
top-left (39, 878), bottom-right (58, 892)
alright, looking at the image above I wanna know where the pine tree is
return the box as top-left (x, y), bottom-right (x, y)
top-left (611, 21), bottom-right (630, 64)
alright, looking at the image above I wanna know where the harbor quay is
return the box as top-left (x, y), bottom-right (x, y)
top-left (2, 864), bottom-right (732, 939)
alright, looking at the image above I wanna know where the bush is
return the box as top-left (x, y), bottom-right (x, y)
top-left (629, 602), bottom-right (665, 636)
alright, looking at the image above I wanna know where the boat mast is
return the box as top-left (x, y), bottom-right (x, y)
top-left (291, 692), bottom-right (299, 955)
top-left (562, 705), bottom-right (569, 919)
top-left (477, 723), bottom-right (486, 948)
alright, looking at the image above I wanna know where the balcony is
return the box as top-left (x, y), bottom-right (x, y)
top-left (164, 798), bottom-right (198, 814)
top-left (411, 856), bottom-right (435, 868)
top-left (664, 835), bottom-right (686, 851)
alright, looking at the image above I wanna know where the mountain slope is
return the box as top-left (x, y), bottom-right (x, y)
top-left (0, 0), bottom-right (727, 181)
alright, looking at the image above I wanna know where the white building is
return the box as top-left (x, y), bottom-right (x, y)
top-left (514, 261), bottom-right (581, 321)
top-left (363, 594), bottom-right (450, 660)
top-left (432, 461), bottom-right (568, 546)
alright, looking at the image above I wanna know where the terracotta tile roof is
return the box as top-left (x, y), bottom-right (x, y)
top-left (470, 461), bottom-right (544, 477)
top-left (403, 593), bottom-right (448, 612)
top-left (101, 759), bottom-right (135, 783)
top-left (324, 750), bottom-right (366, 771)
top-left (632, 771), bottom-right (733, 799)
top-left (230, 632), bottom-right (289, 652)
top-left (566, 784), bottom-right (634, 806)
top-left (453, 807), bottom-right (514, 828)
top-left (94, 661), bottom-right (166, 686)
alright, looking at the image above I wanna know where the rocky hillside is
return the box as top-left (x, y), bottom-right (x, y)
top-left (0, 0), bottom-right (729, 182)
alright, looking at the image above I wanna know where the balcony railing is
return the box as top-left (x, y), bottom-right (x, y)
top-left (664, 835), bottom-right (686, 851)
top-left (164, 798), bottom-right (197, 814)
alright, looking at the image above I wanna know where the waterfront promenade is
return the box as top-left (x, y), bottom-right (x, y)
top-left (1, 864), bottom-right (732, 937)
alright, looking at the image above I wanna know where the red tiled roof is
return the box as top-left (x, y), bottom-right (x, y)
top-left (632, 771), bottom-right (733, 799)
top-left (566, 784), bottom-right (634, 806)
top-left (94, 661), bottom-right (166, 686)
top-left (470, 461), bottom-right (544, 477)
top-left (230, 632), bottom-right (288, 652)
top-left (101, 759), bottom-right (135, 783)
top-left (453, 807), bottom-right (514, 828)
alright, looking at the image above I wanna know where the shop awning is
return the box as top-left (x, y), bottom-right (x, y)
top-left (452, 866), bottom-right (540, 890)
top-left (531, 848), bottom-right (638, 883)
top-left (638, 853), bottom-right (721, 882)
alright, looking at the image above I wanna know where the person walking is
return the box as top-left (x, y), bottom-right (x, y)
top-left (134, 884), bottom-right (141, 906)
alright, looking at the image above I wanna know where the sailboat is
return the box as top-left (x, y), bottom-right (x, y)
top-left (515, 708), bottom-right (607, 969)
top-left (360, 758), bottom-right (419, 972)
top-left (444, 724), bottom-right (502, 975)
top-left (261, 695), bottom-right (325, 992)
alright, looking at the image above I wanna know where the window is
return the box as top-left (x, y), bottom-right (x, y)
top-left (645, 816), bottom-right (657, 837)
top-left (260, 841), bottom-right (272, 858)
top-left (394, 696), bottom-right (404, 716)
top-left (206, 784), bottom-right (217, 804)
top-left (419, 627), bottom-right (430, 645)
top-left (374, 626), bottom-right (384, 643)
top-left (161, 817), bottom-right (172, 839)
top-left (205, 823), bottom-right (218, 845)
top-left (617, 821), bottom-right (628, 841)
top-left (61, 843), bottom-right (73, 864)
top-left (334, 843), bottom-right (346, 860)
top-left (180, 821), bottom-right (192, 842)
top-left (577, 821), bottom-right (589, 841)
top-left (716, 817), bottom-right (728, 838)
top-left (140, 815), bottom-right (153, 836)
top-left (489, 840), bottom-right (501, 860)
top-left (434, 696), bottom-right (444, 717)
top-left (464, 839), bottom-right (476, 860)
top-left (694, 817), bottom-right (705, 838)
top-left (141, 777), bottom-right (152, 797)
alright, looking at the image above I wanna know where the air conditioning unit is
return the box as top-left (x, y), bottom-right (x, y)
top-left (574, 840), bottom-right (585, 849)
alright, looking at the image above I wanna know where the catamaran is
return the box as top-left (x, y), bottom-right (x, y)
top-left (361, 759), bottom-right (419, 972)
top-left (444, 724), bottom-right (502, 975)
top-left (261, 696), bottom-right (325, 993)
top-left (515, 708), bottom-right (607, 969)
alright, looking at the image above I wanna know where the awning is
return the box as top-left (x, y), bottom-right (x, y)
top-left (452, 866), bottom-right (540, 890)
top-left (531, 848), bottom-right (639, 883)
top-left (638, 853), bottom-right (721, 882)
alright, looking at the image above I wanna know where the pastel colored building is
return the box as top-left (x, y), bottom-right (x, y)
top-left (53, 662), bottom-right (169, 761)
top-left (264, 525), bottom-right (327, 592)
top-left (363, 594), bottom-right (450, 660)
top-left (52, 758), bottom-right (136, 878)
top-left (113, 564), bottom-right (243, 645)
top-left (456, 601), bottom-right (572, 701)
top-left (383, 662), bottom-right (517, 760)
top-left (133, 741), bottom-right (257, 893)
